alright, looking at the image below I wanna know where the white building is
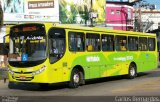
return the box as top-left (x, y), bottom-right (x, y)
top-left (136, 10), bottom-right (160, 32)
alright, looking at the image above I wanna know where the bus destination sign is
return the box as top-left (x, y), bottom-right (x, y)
top-left (13, 26), bottom-right (37, 33)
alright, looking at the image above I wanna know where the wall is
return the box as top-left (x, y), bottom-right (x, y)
top-left (140, 10), bottom-right (160, 32)
top-left (106, 3), bottom-right (134, 30)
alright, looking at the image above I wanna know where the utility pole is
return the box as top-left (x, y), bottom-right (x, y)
top-left (88, 0), bottom-right (98, 27)
top-left (90, 0), bottom-right (93, 27)
top-left (133, 0), bottom-right (143, 32)
top-left (139, 1), bottom-right (142, 32)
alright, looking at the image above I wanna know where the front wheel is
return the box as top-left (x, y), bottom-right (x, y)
top-left (69, 69), bottom-right (84, 88)
top-left (127, 63), bottom-right (137, 79)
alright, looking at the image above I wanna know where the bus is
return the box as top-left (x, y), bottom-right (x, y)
top-left (4, 23), bottom-right (158, 88)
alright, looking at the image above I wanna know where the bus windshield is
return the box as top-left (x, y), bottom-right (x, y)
top-left (8, 24), bottom-right (47, 64)
top-left (9, 35), bottom-right (47, 62)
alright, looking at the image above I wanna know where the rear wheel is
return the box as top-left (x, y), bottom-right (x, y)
top-left (69, 68), bottom-right (84, 88)
top-left (128, 63), bottom-right (137, 79)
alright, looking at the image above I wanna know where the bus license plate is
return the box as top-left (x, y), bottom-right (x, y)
top-left (20, 76), bottom-right (26, 80)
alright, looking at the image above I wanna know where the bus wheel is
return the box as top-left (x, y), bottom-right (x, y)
top-left (69, 68), bottom-right (83, 88)
top-left (128, 63), bottom-right (137, 79)
top-left (79, 71), bottom-right (85, 85)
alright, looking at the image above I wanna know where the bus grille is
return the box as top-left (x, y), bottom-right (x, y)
top-left (14, 71), bottom-right (33, 74)
top-left (14, 77), bottom-right (34, 81)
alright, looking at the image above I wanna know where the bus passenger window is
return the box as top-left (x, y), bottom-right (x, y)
top-left (86, 33), bottom-right (100, 52)
top-left (128, 37), bottom-right (138, 51)
top-left (139, 37), bottom-right (148, 51)
top-left (148, 38), bottom-right (155, 51)
top-left (116, 36), bottom-right (127, 51)
top-left (102, 34), bottom-right (114, 51)
top-left (120, 40), bottom-right (127, 51)
top-left (68, 32), bottom-right (85, 52)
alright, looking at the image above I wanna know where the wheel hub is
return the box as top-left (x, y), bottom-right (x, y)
top-left (73, 73), bottom-right (80, 83)
top-left (130, 67), bottom-right (135, 76)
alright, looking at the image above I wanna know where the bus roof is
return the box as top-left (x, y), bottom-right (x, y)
top-left (11, 23), bottom-right (156, 37)
top-left (50, 23), bottom-right (156, 37)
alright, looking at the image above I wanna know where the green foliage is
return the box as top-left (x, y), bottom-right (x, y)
top-left (59, 0), bottom-right (105, 24)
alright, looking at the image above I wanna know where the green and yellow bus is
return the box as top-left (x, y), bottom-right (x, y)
top-left (5, 23), bottom-right (158, 88)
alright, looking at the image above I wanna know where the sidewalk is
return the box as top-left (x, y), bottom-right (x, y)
top-left (0, 78), bottom-right (8, 85)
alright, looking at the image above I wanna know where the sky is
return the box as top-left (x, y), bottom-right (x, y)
top-left (145, 0), bottom-right (160, 10)
top-left (107, 0), bottom-right (160, 10)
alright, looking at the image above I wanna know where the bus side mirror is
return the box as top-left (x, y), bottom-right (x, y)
top-left (3, 34), bottom-right (9, 51)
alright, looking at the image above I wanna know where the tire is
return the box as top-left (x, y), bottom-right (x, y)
top-left (69, 68), bottom-right (84, 88)
top-left (79, 71), bottom-right (85, 85)
top-left (128, 63), bottom-right (137, 79)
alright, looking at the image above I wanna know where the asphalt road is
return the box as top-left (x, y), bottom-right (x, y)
top-left (0, 68), bottom-right (160, 97)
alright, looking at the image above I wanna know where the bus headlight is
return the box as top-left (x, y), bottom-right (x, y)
top-left (8, 68), bottom-right (14, 75)
top-left (32, 65), bottom-right (46, 76)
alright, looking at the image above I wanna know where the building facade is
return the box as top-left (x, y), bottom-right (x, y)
top-left (106, 1), bottom-right (134, 30)
top-left (140, 10), bottom-right (160, 32)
